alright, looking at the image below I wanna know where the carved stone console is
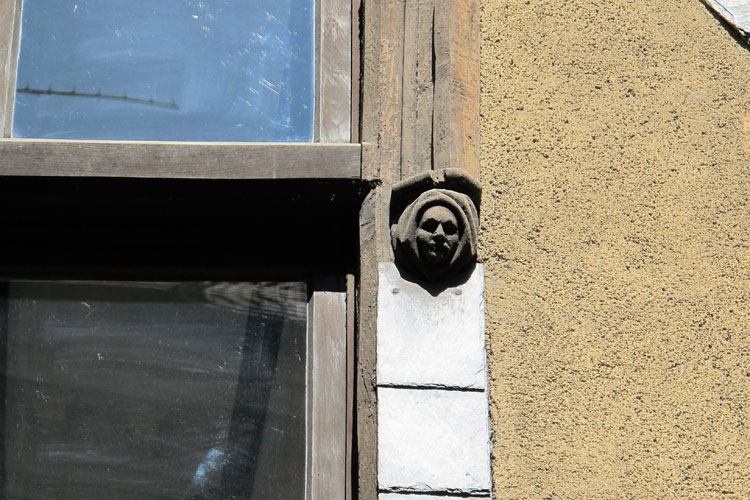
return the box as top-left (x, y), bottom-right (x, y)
top-left (390, 168), bottom-right (481, 282)
top-left (378, 169), bottom-right (491, 498)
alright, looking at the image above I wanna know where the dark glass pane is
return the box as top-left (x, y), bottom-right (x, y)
top-left (1, 280), bottom-right (307, 499)
top-left (12, 0), bottom-right (314, 141)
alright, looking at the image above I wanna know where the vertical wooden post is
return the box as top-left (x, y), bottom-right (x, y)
top-left (355, 0), bottom-right (481, 495)
top-left (309, 280), bottom-right (348, 500)
top-left (0, 0), bottom-right (22, 138)
top-left (356, 186), bottom-right (391, 500)
top-left (318, 0), bottom-right (353, 142)
top-left (400, 0), bottom-right (435, 178)
top-left (433, 0), bottom-right (481, 179)
top-left (357, 0), bottom-right (407, 493)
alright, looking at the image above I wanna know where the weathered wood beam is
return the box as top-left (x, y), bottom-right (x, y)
top-left (0, 140), bottom-right (361, 180)
top-left (433, 0), bottom-right (480, 179)
top-left (0, 0), bottom-right (22, 137)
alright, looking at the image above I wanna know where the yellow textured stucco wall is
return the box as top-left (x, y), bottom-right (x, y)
top-left (480, 1), bottom-right (750, 498)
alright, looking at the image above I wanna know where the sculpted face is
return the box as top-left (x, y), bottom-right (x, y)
top-left (416, 205), bottom-right (459, 266)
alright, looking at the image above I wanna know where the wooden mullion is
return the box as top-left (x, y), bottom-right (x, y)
top-left (308, 277), bottom-right (347, 500)
top-left (318, 0), bottom-right (353, 143)
top-left (0, 0), bottom-right (22, 137)
top-left (345, 273), bottom-right (355, 500)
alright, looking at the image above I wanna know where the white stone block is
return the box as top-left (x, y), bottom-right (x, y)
top-left (380, 495), bottom-right (486, 500)
top-left (378, 387), bottom-right (491, 493)
top-left (377, 263), bottom-right (487, 389)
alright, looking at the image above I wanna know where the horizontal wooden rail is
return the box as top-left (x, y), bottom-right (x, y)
top-left (0, 140), bottom-right (361, 180)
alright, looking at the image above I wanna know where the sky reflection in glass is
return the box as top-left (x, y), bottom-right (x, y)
top-left (13, 0), bottom-right (314, 142)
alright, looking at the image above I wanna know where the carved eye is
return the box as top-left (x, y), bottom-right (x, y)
top-left (420, 218), bottom-right (440, 232)
top-left (442, 221), bottom-right (458, 235)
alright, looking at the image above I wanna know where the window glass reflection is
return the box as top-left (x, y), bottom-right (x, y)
top-left (13, 0), bottom-right (314, 141)
top-left (2, 280), bottom-right (307, 499)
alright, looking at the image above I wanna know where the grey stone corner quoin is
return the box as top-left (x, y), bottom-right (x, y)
top-left (390, 168), bottom-right (481, 282)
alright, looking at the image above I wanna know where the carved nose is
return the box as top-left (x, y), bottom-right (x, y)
top-left (434, 225), bottom-right (446, 239)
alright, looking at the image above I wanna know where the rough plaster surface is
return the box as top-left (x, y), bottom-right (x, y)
top-left (480, 0), bottom-right (750, 498)
top-left (378, 263), bottom-right (487, 389)
top-left (378, 387), bottom-right (492, 493)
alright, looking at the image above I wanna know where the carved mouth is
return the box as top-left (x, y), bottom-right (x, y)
top-left (427, 241), bottom-right (452, 256)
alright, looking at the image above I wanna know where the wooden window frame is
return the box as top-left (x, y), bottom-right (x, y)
top-left (0, 0), bottom-right (359, 499)
top-left (0, 0), bottom-right (359, 178)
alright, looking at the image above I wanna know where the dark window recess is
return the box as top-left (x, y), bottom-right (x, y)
top-left (0, 177), bottom-right (359, 280)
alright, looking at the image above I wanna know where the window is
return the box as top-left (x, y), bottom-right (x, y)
top-left (2, 280), bottom-right (309, 499)
top-left (0, 0), bottom-right (358, 497)
top-left (0, 175), bottom-right (357, 499)
top-left (0, 0), bottom-right (357, 168)
top-left (13, 0), bottom-right (315, 141)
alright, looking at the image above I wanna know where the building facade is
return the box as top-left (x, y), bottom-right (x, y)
top-left (0, 0), bottom-right (748, 498)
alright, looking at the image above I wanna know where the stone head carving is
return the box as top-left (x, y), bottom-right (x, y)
top-left (391, 170), bottom-right (480, 282)
top-left (417, 204), bottom-right (460, 266)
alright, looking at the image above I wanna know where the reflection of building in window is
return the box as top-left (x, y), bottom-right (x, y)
top-left (16, 85), bottom-right (179, 110)
top-left (3, 281), bottom-right (307, 499)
